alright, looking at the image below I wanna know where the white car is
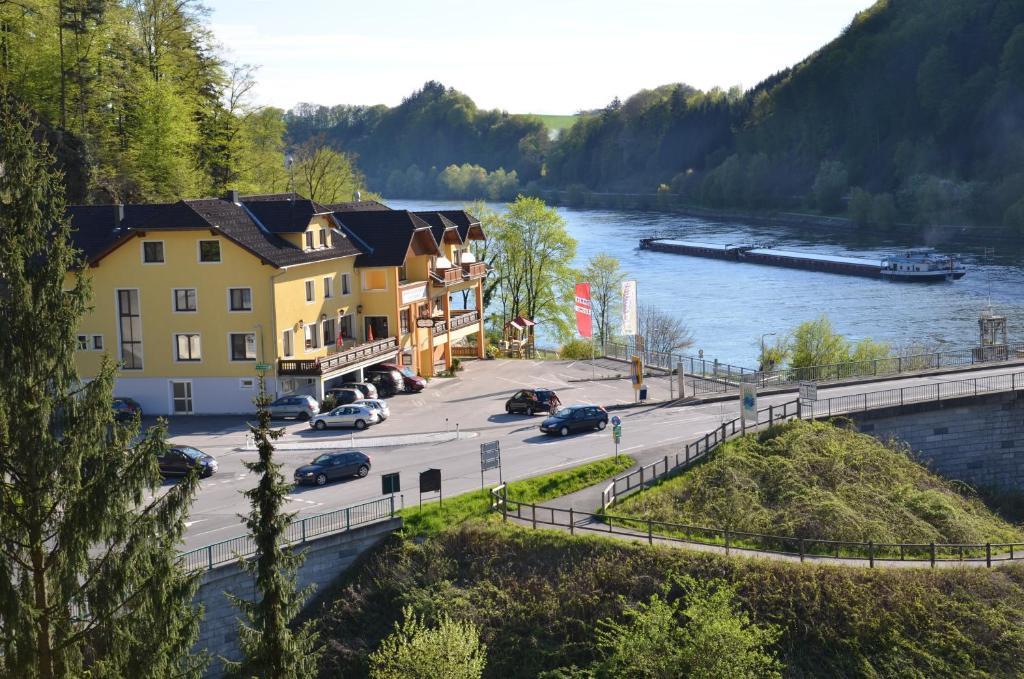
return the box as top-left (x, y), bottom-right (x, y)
top-left (354, 398), bottom-right (390, 421)
top-left (309, 404), bottom-right (380, 431)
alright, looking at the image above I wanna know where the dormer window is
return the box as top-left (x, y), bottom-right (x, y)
top-left (319, 228), bottom-right (328, 248)
top-left (304, 232), bottom-right (314, 250)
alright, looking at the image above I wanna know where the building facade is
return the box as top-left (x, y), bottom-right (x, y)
top-left (67, 194), bottom-right (486, 415)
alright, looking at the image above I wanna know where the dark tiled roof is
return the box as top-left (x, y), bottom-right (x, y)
top-left (435, 210), bottom-right (483, 240)
top-left (66, 197), bottom-right (361, 269)
top-left (240, 196), bottom-right (333, 233)
top-left (412, 211), bottom-right (462, 245)
top-left (325, 199), bottom-right (391, 212)
top-left (332, 210), bottom-right (437, 267)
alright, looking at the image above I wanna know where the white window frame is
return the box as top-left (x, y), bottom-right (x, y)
top-left (282, 329), bottom-right (294, 358)
top-left (304, 280), bottom-right (315, 303)
top-left (169, 380), bottom-right (194, 415)
top-left (76, 335), bottom-right (88, 350)
top-left (173, 332), bottom-right (202, 363)
top-left (228, 332), bottom-right (258, 362)
top-left (303, 324), bottom-right (319, 351)
top-left (227, 287), bottom-right (253, 312)
top-left (319, 228), bottom-right (328, 248)
top-left (340, 273), bottom-right (352, 295)
top-left (115, 288), bottom-right (143, 370)
top-left (338, 313), bottom-right (355, 343)
top-left (304, 231), bottom-right (314, 250)
top-left (323, 276), bottom-right (333, 299)
top-left (197, 239), bottom-right (222, 264)
top-left (172, 288), bottom-right (198, 313)
top-left (91, 334), bottom-right (104, 351)
top-left (322, 317), bottom-right (337, 347)
top-left (141, 240), bottom-right (165, 265)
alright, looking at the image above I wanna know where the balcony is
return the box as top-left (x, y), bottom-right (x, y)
top-left (278, 337), bottom-right (398, 376)
top-left (450, 309), bottom-right (480, 331)
top-left (430, 266), bottom-right (463, 287)
top-left (461, 262), bottom-right (487, 280)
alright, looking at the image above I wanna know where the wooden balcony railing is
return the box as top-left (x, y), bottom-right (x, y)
top-left (461, 262), bottom-right (487, 279)
top-left (278, 337), bottom-right (398, 376)
top-left (430, 267), bottom-right (463, 287)
top-left (432, 320), bottom-right (448, 336)
top-left (450, 310), bottom-right (480, 331)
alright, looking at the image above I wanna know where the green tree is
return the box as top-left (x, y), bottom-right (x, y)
top-left (582, 253), bottom-right (627, 347)
top-left (224, 376), bottom-right (320, 678)
top-left (129, 73), bottom-right (202, 200)
top-left (848, 187), bottom-right (873, 226)
top-left (812, 160), bottom-right (848, 214)
top-left (368, 606), bottom-right (486, 679)
top-left (787, 315), bottom-right (851, 368)
top-left (291, 138), bottom-right (364, 204)
top-left (491, 196), bottom-right (578, 340)
top-left (0, 98), bottom-right (204, 679)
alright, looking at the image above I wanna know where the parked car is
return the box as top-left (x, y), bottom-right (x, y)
top-left (293, 451), bottom-right (371, 486)
top-left (365, 368), bottom-right (403, 397)
top-left (113, 397), bottom-right (143, 422)
top-left (309, 404), bottom-right (379, 430)
top-left (268, 395), bottom-right (319, 421)
top-left (355, 398), bottom-right (390, 421)
top-left (539, 404), bottom-right (608, 437)
top-left (340, 381), bottom-right (378, 400)
top-left (157, 445), bottom-right (218, 477)
top-left (373, 363), bottom-right (426, 392)
top-left (505, 388), bottom-right (561, 415)
top-left (323, 387), bottom-right (362, 407)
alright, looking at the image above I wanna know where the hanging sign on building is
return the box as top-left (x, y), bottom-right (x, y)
top-left (621, 280), bottom-right (637, 336)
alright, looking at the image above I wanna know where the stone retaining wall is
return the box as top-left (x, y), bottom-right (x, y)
top-left (194, 517), bottom-right (402, 676)
top-left (849, 390), bottom-right (1024, 490)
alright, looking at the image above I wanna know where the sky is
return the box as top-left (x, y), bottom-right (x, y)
top-left (206, 0), bottom-right (875, 115)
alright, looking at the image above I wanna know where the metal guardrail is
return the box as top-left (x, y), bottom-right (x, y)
top-left (490, 489), bottom-right (1023, 568)
top-left (602, 341), bottom-right (1024, 395)
top-left (178, 496), bottom-right (396, 572)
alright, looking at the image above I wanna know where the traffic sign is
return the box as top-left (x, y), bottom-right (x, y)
top-left (799, 381), bottom-right (818, 404)
top-left (611, 415), bottom-right (621, 426)
top-left (480, 441), bottom-right (501, 471)
top-left (255, 363), bottom-right (271, 372)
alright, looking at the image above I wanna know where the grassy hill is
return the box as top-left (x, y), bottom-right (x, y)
top-left (310, 525), bottom-right (1024, 678)
top-left (530, 114), bottom-right (583, 136)
top-left (614, 420), bottom-right (1024, 546)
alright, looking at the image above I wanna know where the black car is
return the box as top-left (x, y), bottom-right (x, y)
top-left (365, 370), bottom-right (401, 397)
top-left (505, 388), bottom-right (561, 415)
top-left (539, 404), bottom-right (608, 437)
top-left (324, 387), bottom-right (362, 406)
top-left (113, 397), bottom-right (143, 422)
top-left (157, 446), bottom-right (218, 477)
top-left (293, 451), bottom-right (371, 486)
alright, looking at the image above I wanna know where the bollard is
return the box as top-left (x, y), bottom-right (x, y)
top-left (570, 507), bottom-right (575, 535)
top-left (799, 538), bottom-right (804, 563)
top-left (648, 519), bottom-right (653, 545)
top-left (868, 541), bottom-right (874, 568)
top-left (930, 542), bottom-right (936, 568)
top-left (986, 543), bottom-right (992, 568)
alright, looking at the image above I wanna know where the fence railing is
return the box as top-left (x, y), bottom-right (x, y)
top-left (178, 496), bottom-right (396, 572)
top-left (601, 341), bottom-right (1024, 395)
top-left (602, 369), bottom-right (1024, 510)
top-left (490, 488), bottom-right (1023, 568)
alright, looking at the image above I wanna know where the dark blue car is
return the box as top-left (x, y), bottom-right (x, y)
top-left (539, 404), bottom-right (608, 437)
top-left (293, 451), bottom-right (371, 486)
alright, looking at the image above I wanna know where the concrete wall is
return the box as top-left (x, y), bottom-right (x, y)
top-left (194, 517), bottom-right (402, 677)
top-left (849, 390), bottom-right (1024, 490)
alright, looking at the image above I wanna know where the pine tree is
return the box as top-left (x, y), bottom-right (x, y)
top-left (224, 375), bottom-right (321, 678)
top-left (0, 98), bottom-right (206, 678)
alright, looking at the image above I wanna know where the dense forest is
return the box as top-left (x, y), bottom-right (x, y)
top-left (288, 0), bottom-right (1024, 229)
top-left (0, 0), bottom-right (294, 203)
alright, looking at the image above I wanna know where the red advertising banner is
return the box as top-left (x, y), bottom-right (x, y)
top-left (574, 282), bottom-right (592, 338)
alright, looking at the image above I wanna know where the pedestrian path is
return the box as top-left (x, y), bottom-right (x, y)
top-left (240, 429), bottom-right (478, 451)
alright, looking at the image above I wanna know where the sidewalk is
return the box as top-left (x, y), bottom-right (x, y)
top-left (241, 429), bottom-right (479, 451)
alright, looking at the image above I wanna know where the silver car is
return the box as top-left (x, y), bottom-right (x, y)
top-left (309, 404), bottom-right (380, 431)
top-left (268, 395), bottom-right (319, 421)
top-left (354, 398), bottom-right (390, 421)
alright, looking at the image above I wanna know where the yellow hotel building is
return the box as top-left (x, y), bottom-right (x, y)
top-left (67, 192), bottom-right (486, 415)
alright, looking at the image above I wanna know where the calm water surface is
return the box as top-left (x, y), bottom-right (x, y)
top-left (392, 199), bottom-right (1024, 367)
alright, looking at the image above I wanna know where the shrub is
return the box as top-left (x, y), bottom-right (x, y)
top-left (451, 357), bottom-right (462, 372)
top-left (320, 395), bottom-right (337, 411)
top-left (559, 339), bottom-right (595, 360)
top-left (368, 605), bottom-right (486, 679)
top-left (485, 344), bottom-right (501, 359)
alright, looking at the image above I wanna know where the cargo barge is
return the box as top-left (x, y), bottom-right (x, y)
top-left (639, 239), bottom-right (965, 281)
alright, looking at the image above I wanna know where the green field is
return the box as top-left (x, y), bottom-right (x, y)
top-left (528, 114), bottom-right (583, 135)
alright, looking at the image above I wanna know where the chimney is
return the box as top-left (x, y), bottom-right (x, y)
top-left (114, 204), bottom-right (124, 229)
top-left (223, 189), bottom-right (240, 204)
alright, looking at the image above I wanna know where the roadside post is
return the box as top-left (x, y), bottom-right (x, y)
top-left (611, 415), bottom-right (622, 461)
top-left (418, 468), bottom-right (442, 510)
top-left (740, 376), bottom-right (758, 434)
top-left (799, 381), bottom-right (818, 420)
top-left (480, 441), bottom-right (502, 489)
top-left (677, 360), bottom-right (687, 400)
top-left (630, 355), bottom-right (644, 403)
top-left (382, 472), bottom-right (400, 496)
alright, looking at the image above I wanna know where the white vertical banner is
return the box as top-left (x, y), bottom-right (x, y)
top-left (740, 381), bottom-right (758, 427)
top-left (620, 280), bottom-right (637, 336)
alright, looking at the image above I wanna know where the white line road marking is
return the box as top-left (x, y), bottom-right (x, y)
top-left (184, 520), bottom-right (206, 528)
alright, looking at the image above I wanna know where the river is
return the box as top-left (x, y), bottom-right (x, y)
top-left (390, 199), bottom-right (1024, 367)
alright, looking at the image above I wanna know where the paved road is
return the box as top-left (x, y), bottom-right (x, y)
top-left (170, 359), bottom-right (1024, 553)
